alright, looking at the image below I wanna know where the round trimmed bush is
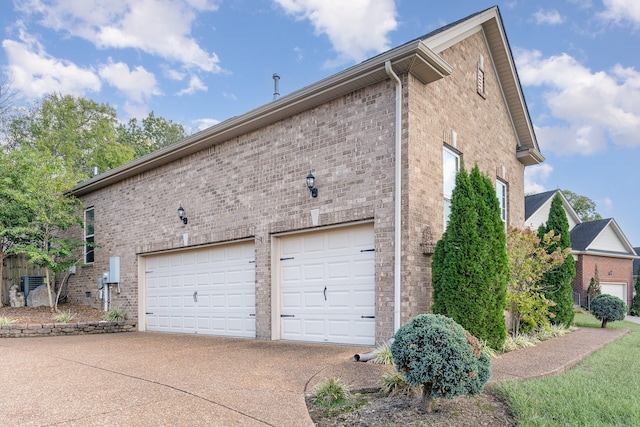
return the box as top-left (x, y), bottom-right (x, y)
top-left (591, 294), bottom-right (627, 328)
top-left (390, 314), bottom-right (491, 412)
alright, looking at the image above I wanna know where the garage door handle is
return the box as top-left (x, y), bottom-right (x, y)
top-left (361, 315), bottom-right (375, 319)
top-left (280, 314), bottom-right (295, 318)
top-left (323, 286), bottom-right (327, 301)
top-left (193, 291), bottom-right (198, 303)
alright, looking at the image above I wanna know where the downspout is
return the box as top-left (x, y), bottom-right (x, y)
top-left (385, 61), bottom-right (402, 333)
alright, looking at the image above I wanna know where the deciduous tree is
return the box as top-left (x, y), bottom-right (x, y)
top-left (4, 93), bottom-right (134, 178)
top-left (117, 111), bottom-right (186, 158)
top-left (506, 227), bottom-right (567, 335)
top-left (7, 149), bottom-right (83, 312)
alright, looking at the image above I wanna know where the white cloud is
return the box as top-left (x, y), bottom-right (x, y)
top-left (165, 69), bottom-right (186, 81)
top-left (516, 49), bottom-right (640, 155)
top-left (98, 60), bottom-right (161, 102)
top-left (533, 9), bottom-right (565, 25)
top-left (600, 0), bottom-right (640, 27)
top-left (192, 117), bottom-right (219, 131)
top-left (16, 0), bottom-right (222, 72)
top-left (274, 0), bottom-right (397, 66)
top-left (524, 163), bottom-right (553, 195)
top-left (176, 75), bottom-right (207, 96)
top-left (2, 28), bottom-right (101, 98)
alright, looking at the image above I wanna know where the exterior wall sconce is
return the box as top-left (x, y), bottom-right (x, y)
top-left (306, 172), bottom-right (318, 198)
top-left (178, 204), bottom-right (188, 224)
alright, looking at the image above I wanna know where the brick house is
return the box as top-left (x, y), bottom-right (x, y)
top-left (525, 190), bottom-right (638, 310)
top-left (67, 6), bottom-right (542, 345)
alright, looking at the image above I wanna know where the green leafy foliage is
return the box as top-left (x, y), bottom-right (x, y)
top-left (506, 227), bottom-right (567, 336)
top-left (630, 267), bottom-right (640, 316)
top-left (432, 165), bottom-right (508, 350)
top-left (313, 378), bottom-right (351, 407)
top-left (4, 93), bottom-right (134, 178)
top-left (52, 310), bottom-right (76, 323)
top-left (380, 370), bottom-right (420, 397)
top-left (391, 314), bottom-right (491, 412)
top-left (3, 149), bottom-right (83, 311)
top-left (537, 193), bottom-right (576, 327)
top-left (116, 111), bottom-right (186, 158)
top-left (562, 189), bottom-right (602, 221)
top-left (0, 316), bottom-right (16, 325)
top-left (590, 294), bottom-right (627, 328)
top-left (103, 308), bottom-right (128, 321)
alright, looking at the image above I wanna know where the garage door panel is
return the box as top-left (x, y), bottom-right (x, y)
top-left (279, 224), bottom-right (375, 345)
top-left (600, 283), bottom-right (626, 301)
top-left (145, 242), bottom-right (255, 337)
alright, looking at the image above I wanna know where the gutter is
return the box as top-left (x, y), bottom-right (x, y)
top-left (385, 61), bottom-right (402, 333)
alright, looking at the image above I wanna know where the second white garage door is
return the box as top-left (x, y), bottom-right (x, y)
top-left (277, 224), bottom-right (375, 345)
top-left (145, 241), bottom-right (255, 337)
top-left (600, 282), bottom-right (627, 304)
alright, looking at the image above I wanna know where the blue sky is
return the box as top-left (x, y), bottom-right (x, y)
top-left (1, 0), bottom-right (639, 245)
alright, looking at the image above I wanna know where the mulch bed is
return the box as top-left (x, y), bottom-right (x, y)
top-left (0, 304), bottom-right (106, 324)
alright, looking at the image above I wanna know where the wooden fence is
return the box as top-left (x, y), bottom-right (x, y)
top-left (1, 255), bottom-right (46, 306)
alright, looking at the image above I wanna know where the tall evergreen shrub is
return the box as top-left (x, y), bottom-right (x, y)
top-left (432, 165), bottom-right (508, 350)
top-left (630, 267), bottom-right (640, 316)
top-left (537, 193), bottom-right (576, 326)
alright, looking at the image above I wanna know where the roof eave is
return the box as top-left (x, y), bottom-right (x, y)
top-left (70, 41), bottom-right (452, 197)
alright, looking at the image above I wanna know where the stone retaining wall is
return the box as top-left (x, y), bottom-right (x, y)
top-left (0, 320), bottom-right (137, 338)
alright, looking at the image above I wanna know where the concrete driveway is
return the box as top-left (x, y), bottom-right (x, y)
top-left (0, 332), bottom-right (384, 426)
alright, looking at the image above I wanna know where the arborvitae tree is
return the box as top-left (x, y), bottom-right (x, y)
top-left (432, 165), bottom-right (479, 319)
top-left (432, 164), bottom-right (508, 350)
top-left (537, 192), bottom-right (576, 326)
top-left (630, 266), bottom-right (640, 316)
top-left (469, 165), bottom-right (508, 348)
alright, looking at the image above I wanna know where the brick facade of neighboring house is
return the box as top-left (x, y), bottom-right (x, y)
top-left (574, 254), bottom-right (634, 309)
top-left (66, 7), bottom-right (542, 345)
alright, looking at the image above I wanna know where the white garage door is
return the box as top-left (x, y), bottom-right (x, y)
top-left (278, 224), bottom-right (375, 345)
top-left (145, 242), bottom-right (255, 337)
top-left (600, 282), bottom-right (627, 303)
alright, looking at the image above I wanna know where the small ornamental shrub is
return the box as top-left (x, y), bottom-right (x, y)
top-left (590, 294), bottom-right (627, 328)
top-left (380, 370), bottom-right (420, 397)
top-left (52, 310), bottom-right (76, 323)
top-left (0, 316), bottom-right (16, 325)
top-left (313, 378), bottom-right (351, 407)
top-left (103, 308), bottom-right (127, 321)
top-left (391, 314), bottom-right (491, 412)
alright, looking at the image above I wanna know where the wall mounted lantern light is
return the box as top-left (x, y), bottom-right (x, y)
top-left (306, 172), bottom-right (318, 198)
top-left (178, 204), bottom-right (188, 224)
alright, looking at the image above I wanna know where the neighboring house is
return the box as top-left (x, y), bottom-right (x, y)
top-left (525, 191), bottom-right (638, 310)
top-left (66, 6), bottom-right (542, 345)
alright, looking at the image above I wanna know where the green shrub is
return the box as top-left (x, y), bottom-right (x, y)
top-left (380, 369), bottom-right (420, 397)
top-left (590, 294), bottom-right (627, 328)
top-left (313, 378), bottom-right (351, 407)
top-left (371, 341), bottom-right (394, 365)
top-left (0, 316), bottom-right (16, 325)
top-left (52, 310), bottom-right (76, 323)
top-left (630, 268), bottom-right (640, 316)
top-left (391, 314), bottom-right (491, 412)
top-left (103, 308), bottom-right (127, 321)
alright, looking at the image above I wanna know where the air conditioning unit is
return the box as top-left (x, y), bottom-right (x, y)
top-left (21, 276), bottom-right (46, 300)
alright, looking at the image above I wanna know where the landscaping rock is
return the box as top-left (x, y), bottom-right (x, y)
top-left (9, 284), bottom-right (25, 307)
top-left (26, 285), bottom-right (52, 307)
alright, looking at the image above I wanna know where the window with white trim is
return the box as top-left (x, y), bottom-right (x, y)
top-left (496, 179), bottom-right (507, 227)
top-left (84, 207), bottom-right (94, 264)
top-left (443, 147), bottom-right (460, 227)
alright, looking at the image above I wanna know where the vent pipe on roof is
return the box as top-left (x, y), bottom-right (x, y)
top-left (272, 73), bottom-right (280, 101)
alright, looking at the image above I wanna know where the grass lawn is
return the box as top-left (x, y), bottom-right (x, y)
top-left (492, 313), bottom-right (640, 426)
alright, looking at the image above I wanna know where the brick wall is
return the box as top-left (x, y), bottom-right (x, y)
top-left (67, 29), bottom-right (528, 343)
top-left (573, 254), bottom-right (634, 308)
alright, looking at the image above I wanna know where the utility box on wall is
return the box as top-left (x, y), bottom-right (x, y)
top-left (108, 257), bottom-right (120, 283)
